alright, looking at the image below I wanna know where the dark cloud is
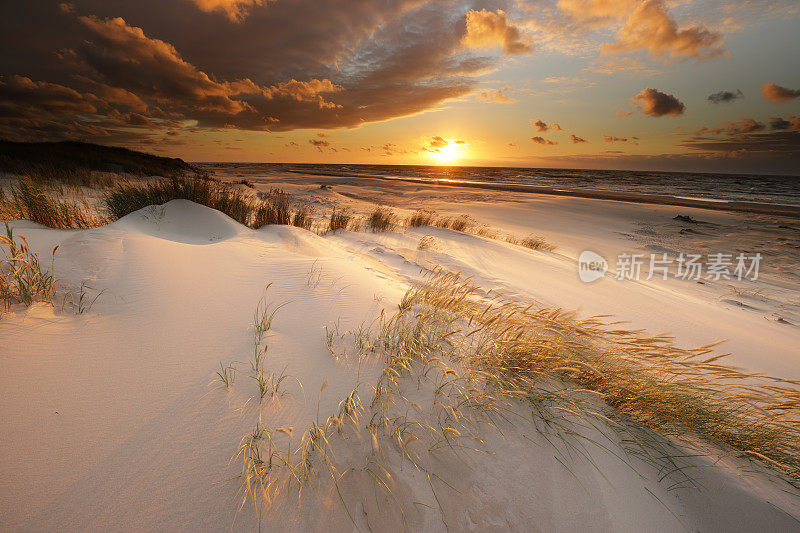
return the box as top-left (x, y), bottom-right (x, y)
top-left (603, 135), bottom-right (637, 145)
top-left (708, 89), bottom-right (743, 104)
top-left (530, 119), bottom-right (562, 133)
top-left (569, 134), bottom-right (588, 143)
top-left (632, 87), bottom-right (685, 117)
top-left (768, 116), bottom-right (800, 132)
top-left (762, 82), bottom-right (800, 103)
top-left (531, 136), bottom-right (557, 145)
top-left (683, 116), bottom-right (800, 162)
top-left (0, 1), bottom-right (520, 143)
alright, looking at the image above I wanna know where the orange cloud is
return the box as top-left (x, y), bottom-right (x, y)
top-left (762, 83), bottom-right (800, 103)
top-left (478, 86), bottom-right (515, 103)
top-left (464, 9), bottom-right (532, 55)
top-left (569, 134), bottom-right (588, 143)
top-left (603, 0), bottom-right (725, 60)
top-left (632, 87), bottom-right (685, 117)
top-left (187, 0), bottom-right (269, 22)
top-left (531, 136), bottom-right (557, 145)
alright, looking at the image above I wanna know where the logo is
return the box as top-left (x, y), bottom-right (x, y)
top-left (578, 250), bottom-right (608, 283)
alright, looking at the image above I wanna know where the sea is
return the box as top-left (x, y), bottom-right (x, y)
top-left (201, 163), bottom-right (800, 207)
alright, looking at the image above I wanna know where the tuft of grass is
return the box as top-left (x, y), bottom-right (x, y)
top-left (367, 208), bottom-right (395, 232)
top-left (4, 179), bottom-right (106, 229)
top-left (518, 235), bottom-right (556, 251)
top-left (437, 214), bottom-right (472, 232)
top-left (216, 362), bottom-right (237, 390)
top-left (291, 206), bottom-right (314, 231)
top-left (328, 208), bottom-right (355, 233)
top-left (1, 223), bottom-right (58, 310)
top-left (104, 177), bottom-right (252, 224)
top-left (407, 209), bottom-right (436, 227)
top-left (252, 189), bottom-right (291, 228)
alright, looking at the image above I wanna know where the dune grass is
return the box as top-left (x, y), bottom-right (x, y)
top-left (1, 223), bottom-right (57, 311)
top-left (252, 189), bottom-right (291, 228)
top-left (291, 206), bottom-right (314, 231)
top-left (105, 177), bottom-right (253, 225)
top-left (227, 269), bottom-right (800, 528)
top-left (367, 208), bottom-right (395, 232)
top-left (402, 269), bottom-right (800, 482)
top-left (328, 208), bottom-right (357, 233)
top-left (2, 179), bottom-right (107, 229)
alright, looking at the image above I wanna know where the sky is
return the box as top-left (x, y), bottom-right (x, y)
top-left (1, 0), bottom-right (799, 174)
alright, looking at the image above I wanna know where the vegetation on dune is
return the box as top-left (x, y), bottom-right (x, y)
top-left (328, 208), bottom-right (357, 233)
top-left (0, 140), bottom-right (201, 186)
top-left (221, 269), bottom-right (800, 528)
top-left (0, 223), bottom-right (57, 312)
top-left (252, 189), bottom-right (291, 228)
top-left (2, 179), bottom-right (107, 229)
top-left (367, 207), bottom-right (395, 232)
top-left (105, 177), bottom-right (253, 225)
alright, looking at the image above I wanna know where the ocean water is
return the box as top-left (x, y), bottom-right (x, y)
top-left (201, 163), bottom-right (800, 207)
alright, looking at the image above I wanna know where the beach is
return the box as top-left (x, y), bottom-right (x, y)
top-left (2, 168), bottom-right (799, 531)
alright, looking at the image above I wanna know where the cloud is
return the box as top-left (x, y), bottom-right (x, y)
top-left (308, 138), bottom-right (333, 152)
top-left (1, 2), bottom-right (514, 141)
top-left (695, 117), bottom-right (765, 136)
top-left (531, 136), bottom-right (557, 145)
top-left (762, 82), bottom-right (800, 103)
top-left (186, 0), bottom-right (268, 22)
top-left (422, 135), bottom-right (459, 152)
top-left (531, 119), bottom-right (563, 132)
top-left (557, 0), bottom-right (638, 24)
top-left (569, 134), bottom-right (588, 143)
top-left (708, 89), bottom-right (743, 104)
top-left (463, 9), bottom-right (532, 55)
top-left (616, 109), bottom-right (633, 118)
top-left (632, 87), bottom-right (685, 117)
top-left (603, 135), bottom-right (637, 145)
top-left (602, 0), bottom-right (726, 61)
top-left (478, 86), bottom-right (515, 103)
top-left (769, 116), bottom-right (800, 132)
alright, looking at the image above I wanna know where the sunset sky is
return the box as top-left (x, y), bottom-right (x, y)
top-left (1, 0), bottom-right (799, 173)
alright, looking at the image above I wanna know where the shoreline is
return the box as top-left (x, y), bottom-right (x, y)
top-left (289, 171), bottom-right (800, 218)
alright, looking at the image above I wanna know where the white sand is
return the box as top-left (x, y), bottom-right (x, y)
top-left (1, 174), bottom-right (799, 531)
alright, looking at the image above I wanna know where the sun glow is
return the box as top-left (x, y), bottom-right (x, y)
top-left (432, 142), bottom-right (461, 164)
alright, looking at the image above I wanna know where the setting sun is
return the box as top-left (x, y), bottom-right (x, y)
top-left (431, 141), bottom-right (462, 164)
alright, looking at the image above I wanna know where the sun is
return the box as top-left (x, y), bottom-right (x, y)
top-left (432, 142), bottom-right (461, 165)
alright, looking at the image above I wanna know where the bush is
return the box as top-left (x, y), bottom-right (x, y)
top-left (367, 208), bottom-right (395, 232)
top-left (252, 189), bottom-right (290, 228)
top-left (105, 177), bottom-right (252, 225)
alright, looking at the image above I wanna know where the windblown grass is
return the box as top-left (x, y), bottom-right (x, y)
top-left (1, 223), bottom-right (57, 310)
top-left (252, 189), bottom-right (291, 228)
top-left (367, 208), bottom-right (395, 232)
top-left (2, 179), bottom-right (106, 229)
top-left (403, 269), bottom-right (800, 482)
top-left (105, 177), bottom-right (252, 224)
